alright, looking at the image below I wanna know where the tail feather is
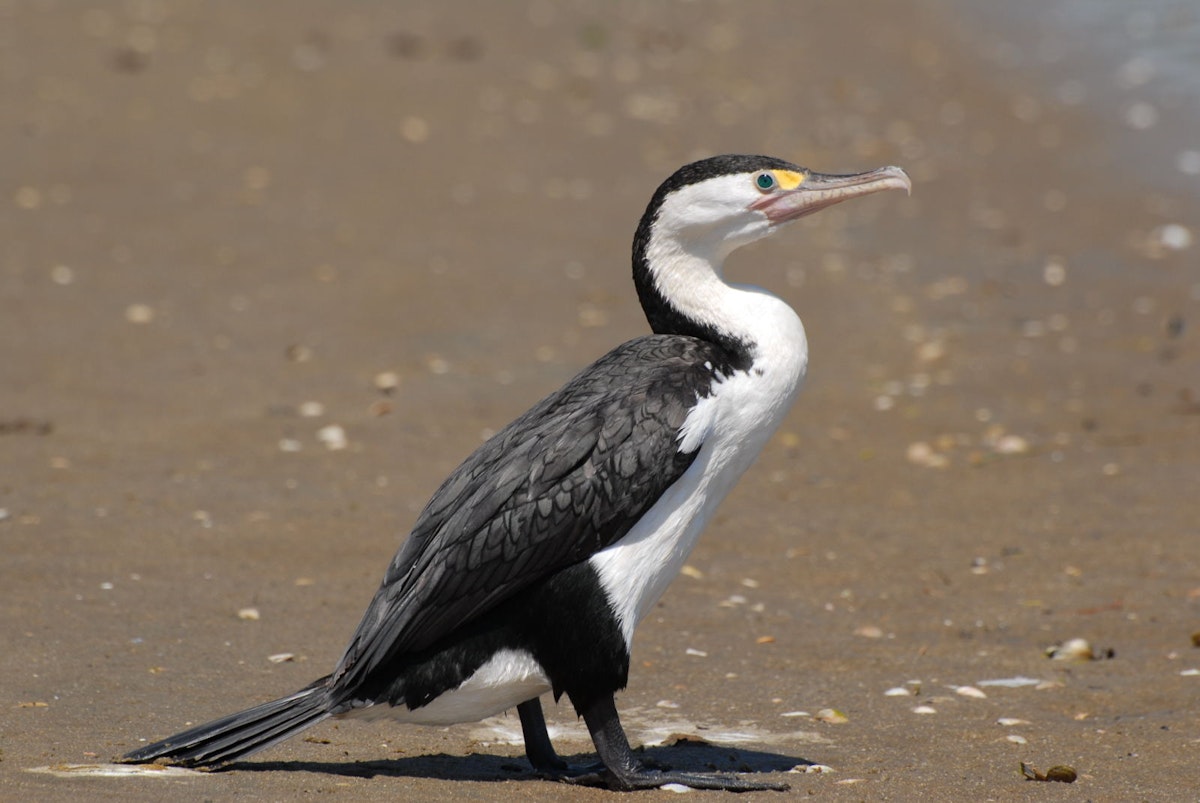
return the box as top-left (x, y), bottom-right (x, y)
top-left (122, 683), bottom-right (332, 767)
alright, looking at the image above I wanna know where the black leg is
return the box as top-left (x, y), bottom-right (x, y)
top-left (517, 698), bottom-right (567, 772)
top-left (566, 694), bottom-right (789, 792)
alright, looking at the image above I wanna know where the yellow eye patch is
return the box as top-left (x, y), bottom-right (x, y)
top-left (772, 170), bottom-right (805, 190)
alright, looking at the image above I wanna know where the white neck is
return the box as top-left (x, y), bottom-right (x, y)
top-left (644, 225), bottom-right (807, 372)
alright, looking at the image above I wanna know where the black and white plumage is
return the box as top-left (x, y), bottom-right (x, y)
top-left (122, 154), bottom-right (909, 791)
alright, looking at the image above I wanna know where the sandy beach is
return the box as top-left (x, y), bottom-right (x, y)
top-left (2, 1), bottom-right (1198, 800)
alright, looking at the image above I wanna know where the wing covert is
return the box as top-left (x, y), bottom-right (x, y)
top-left (330, 335), bottom-right (730, 692)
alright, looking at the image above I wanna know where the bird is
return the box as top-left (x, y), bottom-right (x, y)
top-left (121, 154), bottom-right (909, 791)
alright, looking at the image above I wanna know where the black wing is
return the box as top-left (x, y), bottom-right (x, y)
top-left (329, 334), bottom-right (728, 692)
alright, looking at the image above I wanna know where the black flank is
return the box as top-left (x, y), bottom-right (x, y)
top-left (363, 562), bottom-right (628, 717)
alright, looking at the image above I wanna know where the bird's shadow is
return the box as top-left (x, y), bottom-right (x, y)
top-left (233, 742), bottom-right (807, 784)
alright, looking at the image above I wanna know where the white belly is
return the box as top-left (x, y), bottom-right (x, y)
top-left (589, 345), bottom-right (807, 648)
top-left (339, 648), bottom-right (551, 726)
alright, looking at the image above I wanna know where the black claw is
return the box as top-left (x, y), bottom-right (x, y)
top-left (557, 769), bottom-right (609, 787)
top-left (564, 693), bottom-right (789, 792)
top-left (560, 767), bottom-right (788, 792)
top-left (643, 771), bottom-right (789, 792)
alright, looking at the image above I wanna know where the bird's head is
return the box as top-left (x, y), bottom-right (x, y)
top-left (633, 155), bottom-right (910, 345)
top-left (637, 155), bottom-right (911, 263)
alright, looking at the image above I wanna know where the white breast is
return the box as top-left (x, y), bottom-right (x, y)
top-left (590, 289), bottom-right (808, 647)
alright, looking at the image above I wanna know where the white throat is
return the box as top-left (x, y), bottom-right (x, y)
top-left (644, 217), bottom-right (803, 363)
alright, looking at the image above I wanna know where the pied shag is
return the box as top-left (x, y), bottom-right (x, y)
top-left (122, 155), bottom-right (909, 791)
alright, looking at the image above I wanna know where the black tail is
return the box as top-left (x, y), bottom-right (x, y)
top-left (122, 682), bottom-right (332, 767)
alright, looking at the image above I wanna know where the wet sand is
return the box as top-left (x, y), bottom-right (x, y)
top-left (3, 1), bottom-right (1198, 800)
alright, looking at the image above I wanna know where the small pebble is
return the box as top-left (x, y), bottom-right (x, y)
top-left (994, 434), bottom-right (1030, 455)
top-left (1006, 734), bottom-right (1028, 745)
top-left (791, 764), bottom-right (834, 774)
top-left (125, 303), bottom-right (155, 324)
top-left (1124, 100), bottom-right (1158, 129)
top-left (298, 401), bottom-right (325, 418)
top-left (373, 371), bottom-right (400, 393)
top-left (1154, 223), bottom-right (1193, 251)
top-left (997, 718), bottom-right (1030, 726)
top-left (1042, 258), bottom-right (1067, 286)
top-left (815, 708), bottom-right (848, 724)
top-left (679, 565), bottom-right (704, 579)
top-left (1046, 638), bottom-right (1094, 661)
top-left (1116, 56), bottom-right (1155, 88)
top-left (955, 685), bottom-right (987, 699)
top-left (51, 265), bottom-right (75, 285)
top-left (912, 705), bottom-right (937, 715)
top-left (1181, 668), bottom-right (1200, 677)
top-left (578, 304), bottom-right (608, 328)
top-left (685, 647), bottom-right (707, 657)
top-left (855, 625), bottom-right (884, 639)
top-left (978, 677), bottom-right (1041, 688)
top-left (916, 339), bottom-right (946, 362)
top-left (399, 116), bottom-right (430, 143)
top-left (267, 653), bottom-right (295, 663)
top-left (655, 700), bottom-right (680, 709)
top-left (237, 607), bottom-right (260, 621)
top-left (1044, 766), bottom-right (1077, 783)
top-left (1023, 763), bottom-right (1078, 783)
top-left (286, 344), bottom-right (313, 362)
top-left (906, 441), bottom-right (948, 468)
top-left (884, 687), bottom-right (911, 697)
top-left (780, 710), bottom-right (810, 718)
top-left (317, 425), bottom-right (348, 450)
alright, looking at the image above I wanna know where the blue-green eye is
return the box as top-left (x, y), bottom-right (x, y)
top-left (754, 172), bottom-right (776, 192)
